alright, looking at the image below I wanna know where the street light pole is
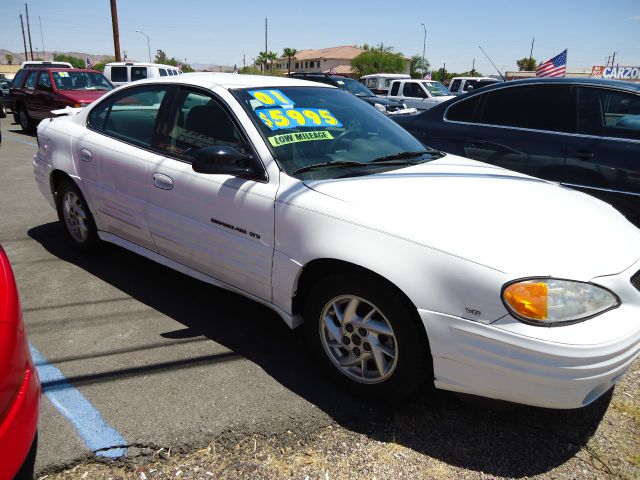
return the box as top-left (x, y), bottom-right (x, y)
top-left (420, 23), bottom-right (426, 78)
top-left (136, 30), bottom-right (151, 62)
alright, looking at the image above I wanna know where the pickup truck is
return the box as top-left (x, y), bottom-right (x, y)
top-left (387, 79), bottom-right (455, 110)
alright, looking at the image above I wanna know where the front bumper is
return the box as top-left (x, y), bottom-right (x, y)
top-left (0, 363), bottom-right (40, 479)
top-left (421, 261), bottom-right (640, 409)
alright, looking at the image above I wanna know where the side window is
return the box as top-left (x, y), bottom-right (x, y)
top-left (89, 85), bottom-right (168, 148)
top-left (445, 95), bottom-right (481, 122)
top-left (12, 70), bottom-right (28, 88)
top-left (131, 67), bottom-right (148, 81)
top-left (109, 67), bottom-right (128, 83)
top-left (449, 79), bottom-right (461, 92)
top-left (37, 72), bottom-right (52, 89)
top-left (479, 86), bottom-right (570, 132)
top-left (25, 71), bottom-right (38, 90)
top-left (159, 69), bottom-right (168, 77)
top-left (578, 87), bottom-right (640, 140)
top-left (389, 82), bottom-right (400, 96)
top-left (365, 78), bottom-right (376, 89)
top-left (158, 89), bottom-right (248, 163)
top-left (463, 80), bottom-right (477, 92)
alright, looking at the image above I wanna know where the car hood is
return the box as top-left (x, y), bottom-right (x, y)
top-left (431, 95), bottom-right (456, 102)
top-left (359, 95), bottom-right (403, 106)
top-left (56, 90), bottom-right (109, 103)
top-left (303, 155), bottom-right (640, 279)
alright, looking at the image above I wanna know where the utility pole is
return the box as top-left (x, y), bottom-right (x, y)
top-left (420, 23), bottom-right (426, 77)
top-left (471, 58), bottom-right (475, 76)
top-left (25, 4), bottom-right (34, 61)
top-left (19, 15), bottom-right (28, 61)
top-left (110, 0), bottom-right (122, 62)
top-left (264, 17), bottom-right (268, 54)
top-left (611, 51), bottom-right (616, 66)
top-left (243, 54), bottom-right (246, 68)
top-left (528, 37), bottom-right (535, 68)
top-left (39, 16), bottom-right (45, 61)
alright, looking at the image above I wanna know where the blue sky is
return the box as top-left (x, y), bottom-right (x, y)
top-left (1, 0), bottom-right (639, 74)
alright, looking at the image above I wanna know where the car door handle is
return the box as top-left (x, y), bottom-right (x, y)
top-left (153, 173), bottom-right (174, 190)
top-left (80, 148), bottom-right (92, 162)
top-left (568, 150), bottom-right (594, 160)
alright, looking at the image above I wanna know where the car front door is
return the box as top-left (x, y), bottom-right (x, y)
top-left (566, 85), bottom-right (640, 224)
top-left (459, 84), bottom-right (571, 181)
top-left (76, 84), bottom-right (172, 250)
top-left (147, 87), bottom-right (277, 301)
top-left (401, 82), bottom-right (430, 110)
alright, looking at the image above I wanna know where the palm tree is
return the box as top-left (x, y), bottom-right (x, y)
top-left (283, 48), bottom-right (297, 75)
top-left (255, 52), bottom-right (268, 71)
top-left (264, 51), bottom-right (278, 71)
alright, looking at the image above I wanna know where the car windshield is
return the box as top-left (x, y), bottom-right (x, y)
top-left (333, 77), bottom-right (375, 97)
top-left (233, 86), bottom-right (434, 179)
top-left (52, 71), bottom-right (113, 91)
top-left (421, 81), bottom-right (451, 97)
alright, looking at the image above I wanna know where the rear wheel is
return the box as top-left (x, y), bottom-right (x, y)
top-left (56, 179), bottom-right (100, 252)
top-left (18, 106), bottom-right (34, 132)
top-left (304, 273), bottom-right (431, 400)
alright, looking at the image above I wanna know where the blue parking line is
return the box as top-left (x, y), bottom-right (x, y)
top-left (29, 344), bottom-right (128, 458)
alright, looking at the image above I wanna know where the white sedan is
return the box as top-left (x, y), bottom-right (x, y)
top-left (33, 73), bottom-right (640, 409)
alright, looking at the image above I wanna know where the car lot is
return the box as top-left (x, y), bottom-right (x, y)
top-left (1, 122), bottom-right (639, 479)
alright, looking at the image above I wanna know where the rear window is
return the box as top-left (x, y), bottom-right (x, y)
top-left (449, 79), bottom-right (462, 92)
top-left (446, 96), bottom-right (481, 122)
top-left (12, 69), bottom-right (28, 88)
top-left (109, 66), bottom-right (128, 83)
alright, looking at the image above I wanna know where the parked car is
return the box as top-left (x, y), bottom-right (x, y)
top-left (394, 77), bottom-right (640, 227)
top-left (103, 62), bottom-right (181, 87)
top-left (359, 73), bottom-right (410, 95)
top-left (387, 78), bottom-right (454, 110)
top-left (20, 60), bottom-right (73, 69)
top-left (33, 73), bottom-right (640, 409)
top-left (0, 243), bottom-right (40, 479)
top-left (0, 79), bottom-right (11, 117)
top-left (448, 76), bottom-right (500, 95)
top-left (288, 73), bottom-right (411, 115)
top-left (10, 67), bottom-right (113, 132)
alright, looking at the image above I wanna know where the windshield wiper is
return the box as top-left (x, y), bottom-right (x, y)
top-left (371, 150), bottom-right (444, 163)
top-left (291, 156), bottom-right (431, 175)
top-left (292, 160), bottom-right (370, 175)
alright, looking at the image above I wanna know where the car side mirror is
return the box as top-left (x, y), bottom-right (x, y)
top-left (192, 146), bottom-right (263, 180)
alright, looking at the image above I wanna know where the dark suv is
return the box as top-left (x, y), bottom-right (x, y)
top-left (288, 73), bottom-right (408, 114)
top-left (10, 67), bottom-right (113, 132)
top-left (395, 77), bottom-right (640, 226)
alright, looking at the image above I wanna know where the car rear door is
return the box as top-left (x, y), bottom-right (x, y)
top-left (146, 86), bottom-right (277, 301)
top-left (77, 84), bottom-right (172, 250)
top-left (458, 84), bottom-right (571, 181)
top-left (565, 85), bottom-right (640, 224)
top-left (31, 71), bottom-right (55, 120)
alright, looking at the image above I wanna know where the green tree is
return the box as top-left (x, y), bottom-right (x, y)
top-left (410, 54), bottom-right (430, 79)
top-left (264, 51), bottom-right (278, 71)
top-left (5, 53), bottom-right (13, 65)
top-left (54, 54), bottom-right (85, 69)
top-left (154, 50), bottom-right (169, 64)
top-left (153, 50), bottom-right (194, 72)
top-left (255, 52), bottom-right (268, 71)
top-left (516, 57), bottom-right (536, 71)
top-left (351, 49), bottom-right (405, 77)
top-left (282, 47), bottom-right (297, 75)
top-left (92, 57), bottom-right (115, 72)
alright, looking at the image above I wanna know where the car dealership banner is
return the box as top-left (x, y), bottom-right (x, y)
top-left (592, 65), bottom-right (640, 80)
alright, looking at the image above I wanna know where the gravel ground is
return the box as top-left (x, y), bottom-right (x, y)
top-left (39, 361), bottom-right (639, 480)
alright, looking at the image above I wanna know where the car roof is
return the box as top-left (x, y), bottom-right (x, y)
top-left (465, 76), bottom-right (640, 95)
top-left (105, 62), bottom-right (180, 69)
top-left (125, 72), bottom-right (335, 90)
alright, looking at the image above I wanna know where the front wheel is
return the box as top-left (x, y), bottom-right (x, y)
top-left (304, 273), bottom-right (431, 400)
top-left (56, 179), bottom-right (100, 252)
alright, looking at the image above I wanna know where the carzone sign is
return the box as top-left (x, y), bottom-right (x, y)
top-left (592, 65), bottom-right (640, 80)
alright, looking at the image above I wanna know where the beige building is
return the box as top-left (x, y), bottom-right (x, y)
top-left (0, 65), bottom-right (21, 80)
top-left (276, 45), bottom-right (410, 77)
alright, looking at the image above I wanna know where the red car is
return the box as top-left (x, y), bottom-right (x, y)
top-left (10, 67), bottom-right (113, 132)
top-left (0, 244), bottom-right (40, 480)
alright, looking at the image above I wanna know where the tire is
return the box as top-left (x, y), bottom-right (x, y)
top-left (13, 112), bottom-right (20, 124)
top-left (55, 179), bottom-right (100, 252)
top-left (18, 106), bottom-right (34, 133)
top-left (304, 272), bottom-right (431, 400)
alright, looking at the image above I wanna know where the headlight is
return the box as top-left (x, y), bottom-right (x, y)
top-left (373, 102), bottom-right (387, 113)
top-left (502, 278), bottom-right (619, 325)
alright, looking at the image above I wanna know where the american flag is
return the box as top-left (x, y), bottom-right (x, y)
top-left (536, 49), bottom-right (567, 77)
top-left (423, 72), bottom-right (432, 80)
top-left (85, 58), bottom-right (93, 69)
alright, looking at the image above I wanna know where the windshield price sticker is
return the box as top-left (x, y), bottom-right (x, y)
top-left (249, 89), bottom-right (295, 107)
top-left (257, 108), bottom-right (342, 131)
top-left (58, 71), bottom-right (70, 77)
top-left (268, 130), bottom-right (334, 147)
